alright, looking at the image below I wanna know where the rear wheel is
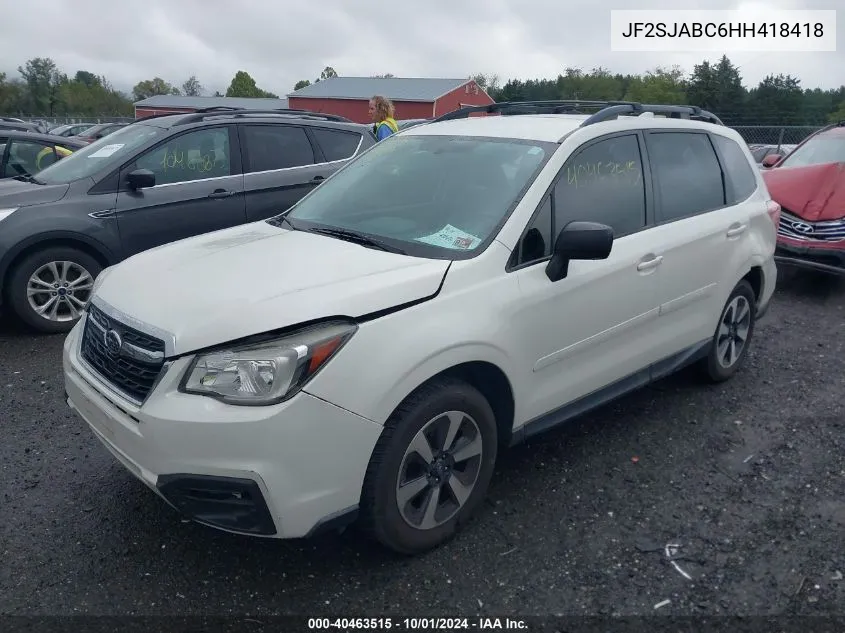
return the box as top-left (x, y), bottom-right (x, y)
top-left (6, 247), bottom-right (101, 334)
top-left (700, 279), bottom-right (757, 382)
top-left (359, 378), bottom-right (498, 554)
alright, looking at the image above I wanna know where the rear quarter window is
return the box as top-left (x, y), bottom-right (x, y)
top-left (311, 128), bottom-right (362, 162)
top-left (711, 134), bottom-right (757, 203)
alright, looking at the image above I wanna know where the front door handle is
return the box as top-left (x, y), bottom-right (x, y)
top-left (311, 175), bottom-right (325, 182)
top-left (726, 224), bottom-right (747, 238)
top-left (637, 254), bottom-right (664, 272)
top-left (208, 189), bottom-right (235, 199)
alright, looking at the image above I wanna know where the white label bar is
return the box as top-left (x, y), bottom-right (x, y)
top-left (610, 9), bottom-right (837, 52)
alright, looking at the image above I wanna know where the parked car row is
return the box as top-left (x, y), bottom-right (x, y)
top-left (51, 100), bottom-right (785, 555)
top-left (0, 107), bottom-right (377, 332)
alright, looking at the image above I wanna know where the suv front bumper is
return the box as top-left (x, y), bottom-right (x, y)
top-left (62, 318), bottom-right (384, 539)
top-left (775, 241), bottom-right (845, 276)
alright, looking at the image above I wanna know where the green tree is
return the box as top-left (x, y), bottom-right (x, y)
top-left (181, 76), bottom-right (204, 97)
top-left (745, 74), bottom-right (804, 125)
top-left (225, 71), bottom-right (278, 98)
top-left (18, 57), bottom-right (66, 115)
top-left (623, 66), bottom-right (687, 104)
top-left (293, 79), bottom-right (311, 90)
top-left (132, 77), bottom-right (180, 101)
top-left (320, 66), bottom-right (338, 81)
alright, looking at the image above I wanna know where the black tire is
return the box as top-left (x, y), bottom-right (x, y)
top-left (6, 246), bottom-right (102, 334)
top-left (359, 377), bottom-right (499, 555)
top-left (699, 279), bottom-right (757, 383)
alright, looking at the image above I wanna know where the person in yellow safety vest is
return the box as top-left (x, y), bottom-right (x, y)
top-left (35, 145), bottom-right (73, 171)
top-left (369, 95), bottom-right (398, 141)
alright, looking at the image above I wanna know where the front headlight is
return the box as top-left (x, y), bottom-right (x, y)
top-left (179, 321), bottom-right (357, 406)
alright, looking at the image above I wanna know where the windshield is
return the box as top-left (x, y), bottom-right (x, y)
top-left (35, 123), bottom-right (166, 185)
top-left (779, 134), bottom-right (845, 168)
top-left (285, 134), bottom-right (554, 258)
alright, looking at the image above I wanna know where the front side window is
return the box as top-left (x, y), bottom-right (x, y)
top-left (647, 132), bottom-right (725, 222)
top-left (284, 134), bottom-right (555, 259)
top-left (35, 123), bottom-right (166, 185)
top-left (553, 134), bottom-right (647, 238)
top-left (133, 127), bottom-right (231, 185)
top-left (779, 133), bottom-right (845, 168)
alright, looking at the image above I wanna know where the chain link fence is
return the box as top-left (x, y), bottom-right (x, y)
top-left (730, 125), bottom-right (822, 147)
top-left (13, 115), bottom-right (134, 129)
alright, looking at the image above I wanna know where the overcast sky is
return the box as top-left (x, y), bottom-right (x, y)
top-left (1, 0), bottom-right (842, 98)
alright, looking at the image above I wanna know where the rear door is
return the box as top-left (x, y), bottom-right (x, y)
top-left (641, 129), bottom-right (753, 359)
top-left (114, 124), bottom-right (247, 258)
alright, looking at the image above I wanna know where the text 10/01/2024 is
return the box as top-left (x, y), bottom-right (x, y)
top-left (307, 617), bottom-right (528, 630)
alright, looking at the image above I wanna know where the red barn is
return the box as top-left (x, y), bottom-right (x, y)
top-left (134, 95), bottom-right (290, 119)
top-left (287, 77), bottom-right (495, 123)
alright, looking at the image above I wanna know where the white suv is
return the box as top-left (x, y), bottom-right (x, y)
top-left (62, 101), bottom-right (779, 554)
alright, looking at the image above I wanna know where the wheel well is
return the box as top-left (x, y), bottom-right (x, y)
top-left (3, 239), bottom-right (110, 297)
top-left (742, 266), bottom-right (763, 302)
top-left (414, 361), bottom-right (516, 447)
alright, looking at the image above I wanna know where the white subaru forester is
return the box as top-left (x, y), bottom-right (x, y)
top-left (63, 101), bottom-right (779, 554)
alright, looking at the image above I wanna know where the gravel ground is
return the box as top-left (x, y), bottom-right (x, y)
top-left (0, 268), bottom-right (843, 617)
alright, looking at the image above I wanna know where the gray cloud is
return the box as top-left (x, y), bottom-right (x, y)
top-left (1, 0), bottom-right (842, 99)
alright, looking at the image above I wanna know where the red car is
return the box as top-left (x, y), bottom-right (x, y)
top-left (761, 122), bottom-right (845, 275)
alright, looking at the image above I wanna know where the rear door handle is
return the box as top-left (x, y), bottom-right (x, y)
top-left (637, 254), bottom-right (663, 272)
top-left (208, 189), bottom-right (235, 199)
top-left (726, 224), bottom-right (747, 238)
top-left (311, 175), bottom-right (325, 182)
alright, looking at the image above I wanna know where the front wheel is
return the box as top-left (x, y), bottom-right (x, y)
top-left (359, 378), bottom-right (499, 554)
top-left (700, 279), bottom-right (757, 382)
top-left (6, 247), bottom-right (101, 334)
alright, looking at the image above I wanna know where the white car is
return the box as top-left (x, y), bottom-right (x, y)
top-left (63, 101), bottom-right (779, 554)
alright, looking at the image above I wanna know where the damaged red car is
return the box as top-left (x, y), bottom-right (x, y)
top-left (761, 122), bottom-right (845, 275)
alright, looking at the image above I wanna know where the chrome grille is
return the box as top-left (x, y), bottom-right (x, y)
top-left (778, 210), bottom-right (845, 243)
top-left (80, 303), bottom-right (166, 404)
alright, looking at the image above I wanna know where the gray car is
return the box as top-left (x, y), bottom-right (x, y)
top-left (0, 108), bottom-right (377, 333)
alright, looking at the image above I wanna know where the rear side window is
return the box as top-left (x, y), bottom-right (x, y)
top-left (711, 134), bottom-right (757, 203)
top-left (647, 132), bottom-right (725, 222)
top-left (242, 125), bottom-right (315, 172)
top-left (311, 128), bottom-right (361, 162)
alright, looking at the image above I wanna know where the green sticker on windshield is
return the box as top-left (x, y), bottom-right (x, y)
top-left (416, 225), bottom-right (482, 250)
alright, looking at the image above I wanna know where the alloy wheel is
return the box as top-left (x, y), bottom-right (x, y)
top-left (26, 260), bottom-right (94, 322)
top-left (395, 410), bottom-right (484, 530)
top-left (716, 295), bottom-right (752, 369)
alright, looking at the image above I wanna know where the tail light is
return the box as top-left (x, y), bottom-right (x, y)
top-left (766, 200), bottom-right (781, 227)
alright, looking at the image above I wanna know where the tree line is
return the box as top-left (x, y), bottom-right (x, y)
top-left (1, 56), bottom-right (843, 126)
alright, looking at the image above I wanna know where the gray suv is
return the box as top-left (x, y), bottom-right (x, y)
top-left (0, 108), bottom-right (377, 333)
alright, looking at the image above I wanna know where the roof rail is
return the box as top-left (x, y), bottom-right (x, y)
top-left (173, 108), bottom-right (354, 125)
top-left (432, 100), bottom-right (724, 126)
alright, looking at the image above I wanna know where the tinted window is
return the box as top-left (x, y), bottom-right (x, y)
top-left (511, 195), bottom-right (552, 267)
top-left (648, 132), bottom-right (725, 222)
top-left (133, 127), bottom-right (231, 186)
top-left (2, 140), bottom-right (52, 177)
top-left (243, 125), bottom-right (314, 172)
top-left (287, 135), bottom-right (553, 259)
top-left (553, 134), bottom-right (646, 238)
top-left (312, 128), bottom-right (361, 162)
top-left (712, 134), bottom-right (757, 203)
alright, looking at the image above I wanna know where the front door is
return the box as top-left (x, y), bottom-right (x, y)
top-left (507, 132), bottom-right (664, 423)
top-left (114, 125), bottom-right (246, 258)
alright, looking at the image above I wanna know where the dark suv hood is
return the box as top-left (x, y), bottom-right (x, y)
top-left (0, 179), bottom-right (70, 207)
top-left (762, 162), bottom-right (845, 221)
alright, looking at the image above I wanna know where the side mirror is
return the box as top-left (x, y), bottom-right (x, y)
top-left (761, 154), bottom-right (782, 168)
top-left (127, 168), bottom-right (155, 190)
top-left (545, 221), bottom-right (614, 282)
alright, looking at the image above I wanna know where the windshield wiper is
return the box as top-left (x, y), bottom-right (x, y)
top-left (13, 174), bottom-right (44, 185)
top-left (306, 227), bottom-right (406, 254)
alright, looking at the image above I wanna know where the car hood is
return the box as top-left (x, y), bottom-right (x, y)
top-left (94, 221), bottom-right (450, 355)
top-left (0, 179), bottom-right (69, 207)
top-left (762, 162), bottom-right (845, 221)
